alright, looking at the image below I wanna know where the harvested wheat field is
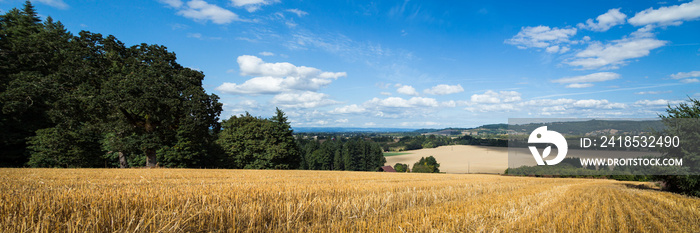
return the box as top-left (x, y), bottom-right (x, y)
top-left (384, 145), bottom-right (509, 174)
top-left (1, 169), bottom-right (699, 232)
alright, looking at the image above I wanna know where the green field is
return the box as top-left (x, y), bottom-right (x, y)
top-left (383, 152), bottom-right (411, 157)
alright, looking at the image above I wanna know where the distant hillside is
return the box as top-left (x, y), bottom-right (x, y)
top-left (509, 119), bottom-right (664, 136)
top-left (293, 127), bottom-right (417, 133)
top-left (416, 120), bottom-right (663, 137)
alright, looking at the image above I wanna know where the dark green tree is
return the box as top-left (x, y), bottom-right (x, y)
top-left (394, 163), bottom-right (409, 172)
top-left (0, 2), bottom-right (65, 166)
top-left (1, 2), bottom-right (222, 168)
top-left (217, 109), bottom-right (300, 169)
top-left (412, 156), bottom-right (440, 173)
top-left (101, 42), bottom-right (222, 167)
top-left (657, 97), bottom-right (700, 197)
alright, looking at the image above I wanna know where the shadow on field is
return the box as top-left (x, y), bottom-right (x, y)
top-left (623, 183), bottom-right (661, 191)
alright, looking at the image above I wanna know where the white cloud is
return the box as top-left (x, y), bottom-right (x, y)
top-left (187, 33), bottom-right (202, 39)
top-left (573, 99), bottom-right (626, 109)
top-left (552, 72), bottom-right (620, 84)
top-left (565, 34), bottom-right (667, 70)
top-left (521, 98), bottom-right (576, 107)
top-left (380, 92), bottom-right (392, 96)
top-left (566, 83), bottom-right (594, 88)
top-left (177, 0), bottom-right (240, 24)
top-left (259, 51), bottom-right (275, 56)
top-left (230, 0), bottom-right (277, 12)
top-left (505, 26), bottom-right (577, 49)
top-left (635, 99), bottom-right (685, 106)
top-left (366, 97), bottom-right (439, 108)
top-left (545, 45), bottom-right (562, 53)
top-left (635, 91), bottom-right (672, 95)
top-left (670, 71), bottom-right (700, 79)
top-left (396, 84), bottom-right (419, 96)
top-left (578, 8), bottom-right (627, 31)
top-left (159, 0), bottom-right (183, 8)
top-left (216, 55), bottom-right (346, 94)
top-left (286, 9), bottom-right (308, 17)
top-left (681, 78), bottom-right (700, 83)
top-left (465, 104), bottom-right (517, 112)
top-left (35, 0), bottom-right (69, 9)
top-left (335, 118), bottom-right (349, 123)
top-left (364, 122), bottom-right (376, 126)
top-left (470, 90), bottom-right (522, 104)
top-left (330, 104), bottom-right (366, 114)
top-left (424, 84), bottom-right (464, 95)
top-left (271, 91), bottom-right (338, 109)
top-left (628, 0), bottom-right (700, 26)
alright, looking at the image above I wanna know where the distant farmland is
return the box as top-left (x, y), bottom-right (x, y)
top-left (2, 169), bottom-right (698, 232)
top-left (384, 145), bottom-right (509, 174)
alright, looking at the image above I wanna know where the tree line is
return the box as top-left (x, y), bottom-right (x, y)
top-left (0, 2), bottom-right (388, 171)
top-left (297, 137), bottom-right (386, 171)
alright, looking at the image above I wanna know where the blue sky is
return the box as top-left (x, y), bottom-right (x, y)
top-left (2, 0), bottom-right (699, 128)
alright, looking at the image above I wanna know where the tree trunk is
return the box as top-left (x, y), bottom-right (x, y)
top-left (146, 148), bottom-right (157, 168)
top-left (118, 152), bottom-right (129, 168)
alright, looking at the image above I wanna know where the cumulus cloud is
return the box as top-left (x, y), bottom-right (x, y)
top-left (216, 55), bottom-right (346, 94)
top-left (470, 90), bottom-right (522, 104)
top-left (175, 0), bottom-right (240, 24)
top-left (230, 0), bottom-right (277, 12)
top-left (520, 98), bottom-right (576, 107)
top-left (544, 45), bottom-right (570, 54)
top-left (465, 104), bottom-right (517, 112)
top-left (681, 78), bottom-right (700, 83)
top-left (330, 104), bottom-right (367, 114)
top-left (634, 99), bottom-right (685, 106)
top-left (578, 8), bottom-right (627, 31)
top-left (671, 71), bottom-right (700, 79)
top-left (505, 26), bottom-right (577, 49)
top-left (424, 84), bottom-right (464, 95)
top-left (572, 99), bottom-right (626, 109)
top-left (552, 72), bottom-right (620, 88)
top-left (628, 0), bottom-right (700, 26)
top-left (565, 31), bottom-right (667, 70)
top-left (396, 84), bottom-right (419, 96)
top-left (366, 97), bottom-right (439, 108)
top-left (462, 90), bottom-right (522, 112)
top-left (360, 96), bottom-right (455, 119)
top-left (515, 98), bottom-right (629, 116)
top-left (271, 91), bottom-right (339, 109)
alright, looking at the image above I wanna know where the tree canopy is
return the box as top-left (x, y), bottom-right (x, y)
top-left (1, 2), bottom-right (222, 168)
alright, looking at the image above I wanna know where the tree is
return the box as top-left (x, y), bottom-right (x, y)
top-left (217, 109), bottom-right (300, 169)
top-left (394, 163), bottom-right (409, 172)
top-left (412, 156), bottom-right (440, 173)
top-left (657, 97), bottom-right (700, 197)
top-left (1, 3), bottom-right (222, 168)
top-left (0, 2), bottom-right (67, 166)
top-left (100, 41), bottom-right (222, 167)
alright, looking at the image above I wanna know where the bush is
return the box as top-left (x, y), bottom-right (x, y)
top-left (394, 163), bottom-right (409, 172)
top-left (412, 156), bottom-right (440, 173)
